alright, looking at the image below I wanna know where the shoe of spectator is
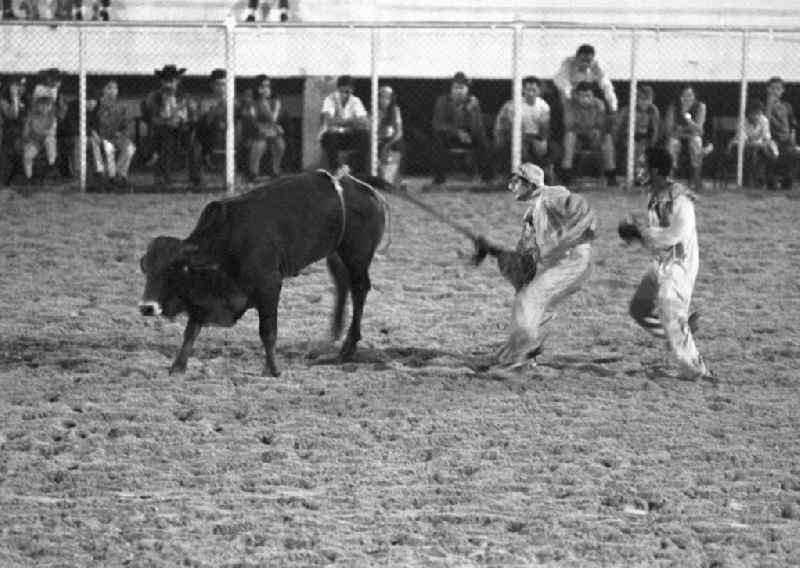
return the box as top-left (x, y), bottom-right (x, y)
top-left (191, 176), bottom-right (205, 189)
top-left (559, 168), bottom-right (573, 185)
top-left (605, 170), bottom-right (618, 187)
top-left (3, 9), bottom-right (17, 19)
top-left (432, 175), bottom-right (446, 185)
top-left (111, 176), bottom-right (131, 193)
top-left (245, 14), bottom-right (255, 22)
top-left (92, 172), bottom-right (109, 192)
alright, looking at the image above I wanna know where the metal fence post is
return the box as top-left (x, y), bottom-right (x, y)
top-left (78, 26), bottom-right (87, 193)
top-left (737, 30), bottom-right (749, 188)
top-left (511, 22), bottom-right (523, 173)
top-left (370, 27), bottom-right (379, 177)
top-left (225, 16), bottom-right (236, 194)
top-left (626, 30), bottom-right (638, 190)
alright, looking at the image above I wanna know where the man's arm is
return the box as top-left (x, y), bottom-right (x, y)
top-left (595, 61), bottom-right (618, 113)
top-left (553, 57), bottom-right (574, 101)
top-left (432, 95), bottom-right (457, 136)
top-left (648, 106), bottom-right (661, 147)
top-left (640, 195), bottom-right (695, 250)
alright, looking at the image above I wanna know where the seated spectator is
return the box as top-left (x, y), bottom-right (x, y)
top-left (727, 101), bottom-right (777, 187)
top-left (319, 75), bottom-right (369, 173)
top-left (2, 0), bottom-right (16, 19)
top-left (90, 78), bottom-right (135, 190)
top-left (615, 84), bottom-right (660, 183)
top-left (141, 64), bottom-right (202, 187)
top-left (239, 74), bottom-right (286, 180)
top-left (765, 76), bottom-right (800, 189)
top-left (664, 84), bottom-right (709, 189)
top-left (0, 76), bottom-right (26, 185)
top-left (377, 84), bottom-right (403, 185)
top-left (21, 93), bottom-right (57, 181)
top-left (431, 71), bottom-right (493, 185)
top-left (554, 44), bottom-right (618, 114)
top-left (197, 68), bottom-right (228, 171)
top-left (494, 75), bottom-right (551, 177)
top-left (560, 81), bottom-right (616, 186)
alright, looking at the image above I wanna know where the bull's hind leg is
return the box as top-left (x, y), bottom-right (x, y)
top-left (255, 278), bottom-right (283, 377)
top-left (326, 253), bottom-right (350, 340)
top-left (340, 267), bottom-right (371, 361)
top-left (171, 317), bottom-right (202, 374)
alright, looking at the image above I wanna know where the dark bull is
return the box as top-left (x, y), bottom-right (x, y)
top-left (139, 170), bottom-right (388, 376)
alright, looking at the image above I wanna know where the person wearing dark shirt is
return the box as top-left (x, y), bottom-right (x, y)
top-left (765, 76), bottom-right (800, 189)
top-left (431, 71), bottom-right (493, 185)
top-left (140, 64), bottom-right (202, 187)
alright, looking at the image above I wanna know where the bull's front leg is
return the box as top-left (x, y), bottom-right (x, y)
top-left (170, 317), bottom-right (202, 374)
top-left (255, 279), bottom-right (283, 377)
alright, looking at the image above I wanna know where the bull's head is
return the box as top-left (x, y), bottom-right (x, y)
top-left (138, 236), bottom-right (247, 322)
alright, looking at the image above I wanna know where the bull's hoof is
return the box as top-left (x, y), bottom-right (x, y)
top-left (262, 365), bottom-right (281, 378)
top-left (169, 363), bottom-right (186, 375)
top-left (339, 342), bottom-right (357, 362)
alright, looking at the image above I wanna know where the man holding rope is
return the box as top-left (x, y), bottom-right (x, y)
top-left (472, 163), bottom-right (597, 375)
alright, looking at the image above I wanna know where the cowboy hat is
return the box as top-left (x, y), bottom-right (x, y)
top-left (154, 64), bottom-right (187, 80)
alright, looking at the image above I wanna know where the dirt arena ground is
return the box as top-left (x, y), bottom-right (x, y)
top-left (0, 178), bottom-right (799, 567)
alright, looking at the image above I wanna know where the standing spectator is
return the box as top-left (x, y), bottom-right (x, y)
top-left (240, 74), bottom-right (286, 180)
top-left (494, 75), bottom-right (551, 177)
top-left (664, 85), bottom-right (708, 190)
top-left (0, 76), bottom-right (26, 185)
top-left (554, 44), bottom-right (618, 114)
top-left (765, 76), bottom-right (800, 189)
top-left (728, 101), bottom-right (777, 187)
top-left (197, 68), bottom-right (229, 172)
top-left (431, 71), bottom-right (493, 185)
top-left (141, 64), bottom-right (202, 187)
top-left (90, 79), bottom-right (135, 190)
top-left (615, 84), bottom-right (660, 183)
top-left (377, 84), bottom-right (403, 185)
top-left (244, 0), bottom-right (289, 22)
top-left (319, 75), bottom-right (369, 173)
top-left (21, 93), bottom-right (57, 182)
top-left (560, 81), bottom-right (616, 186)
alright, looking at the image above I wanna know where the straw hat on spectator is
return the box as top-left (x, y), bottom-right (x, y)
top-left (155, 64), bottom-right (187, 81)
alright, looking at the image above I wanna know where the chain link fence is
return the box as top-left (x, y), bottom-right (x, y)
top-left (2, 21), bottom-right (800, 191)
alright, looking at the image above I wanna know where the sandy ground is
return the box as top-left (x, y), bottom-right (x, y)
top-left (0, 177), bottom-right (799, 567)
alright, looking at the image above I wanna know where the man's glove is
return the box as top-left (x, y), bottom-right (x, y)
top-left (471, 235), bottom-right (494, 266)
top-left (618, 217), bottom-right (643, 244)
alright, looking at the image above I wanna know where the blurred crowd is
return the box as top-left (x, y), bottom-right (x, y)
top-left (1, 44), bottom-right (798, 191)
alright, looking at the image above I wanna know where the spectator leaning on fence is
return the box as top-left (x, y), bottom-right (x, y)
top-left (141, 64), bottom-right (203, 188)
top-left (431, 71), bottom-right (493, 185)
top-left (0, 76), bottom-right (26, 185)
top-left (319, 75), bottom-right (369, 174)
top-left (560, 81), bottom-right (617, 186)
top-left (615, 84), bottom-right (660, 182)
top-left (664, 85), bottom-right (709, 190)
top-left (494, 75), bottom-right (551, 179)
top-left (377, 84), bottom-right (404, 185)
top-left (240, 74), bottom-right (286, 180)
top-left (554, 44), bottom-right (618, 114)
top-left (90, 78), bottom-right (135, 190)
top-left (764, 76), bottom-right (800, 190)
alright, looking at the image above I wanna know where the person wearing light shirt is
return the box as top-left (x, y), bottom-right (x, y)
top-left (319, 75), bottom-right (369, 173)
top-left (494, 75), bottom-right (551, 176)
top-left (554, 44), bottom-right (618, 114)
top-left (625, 146), bottom-right (710, 381)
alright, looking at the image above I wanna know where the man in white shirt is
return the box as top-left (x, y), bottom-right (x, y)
top-left (320, 75), bottom-right (369, 173)
top-left (494, 75), bottom-right (551, 177)
top-left (623, 146), bottom-right (710, 380)
top-left (554, 44), bottom-right (618, 114)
